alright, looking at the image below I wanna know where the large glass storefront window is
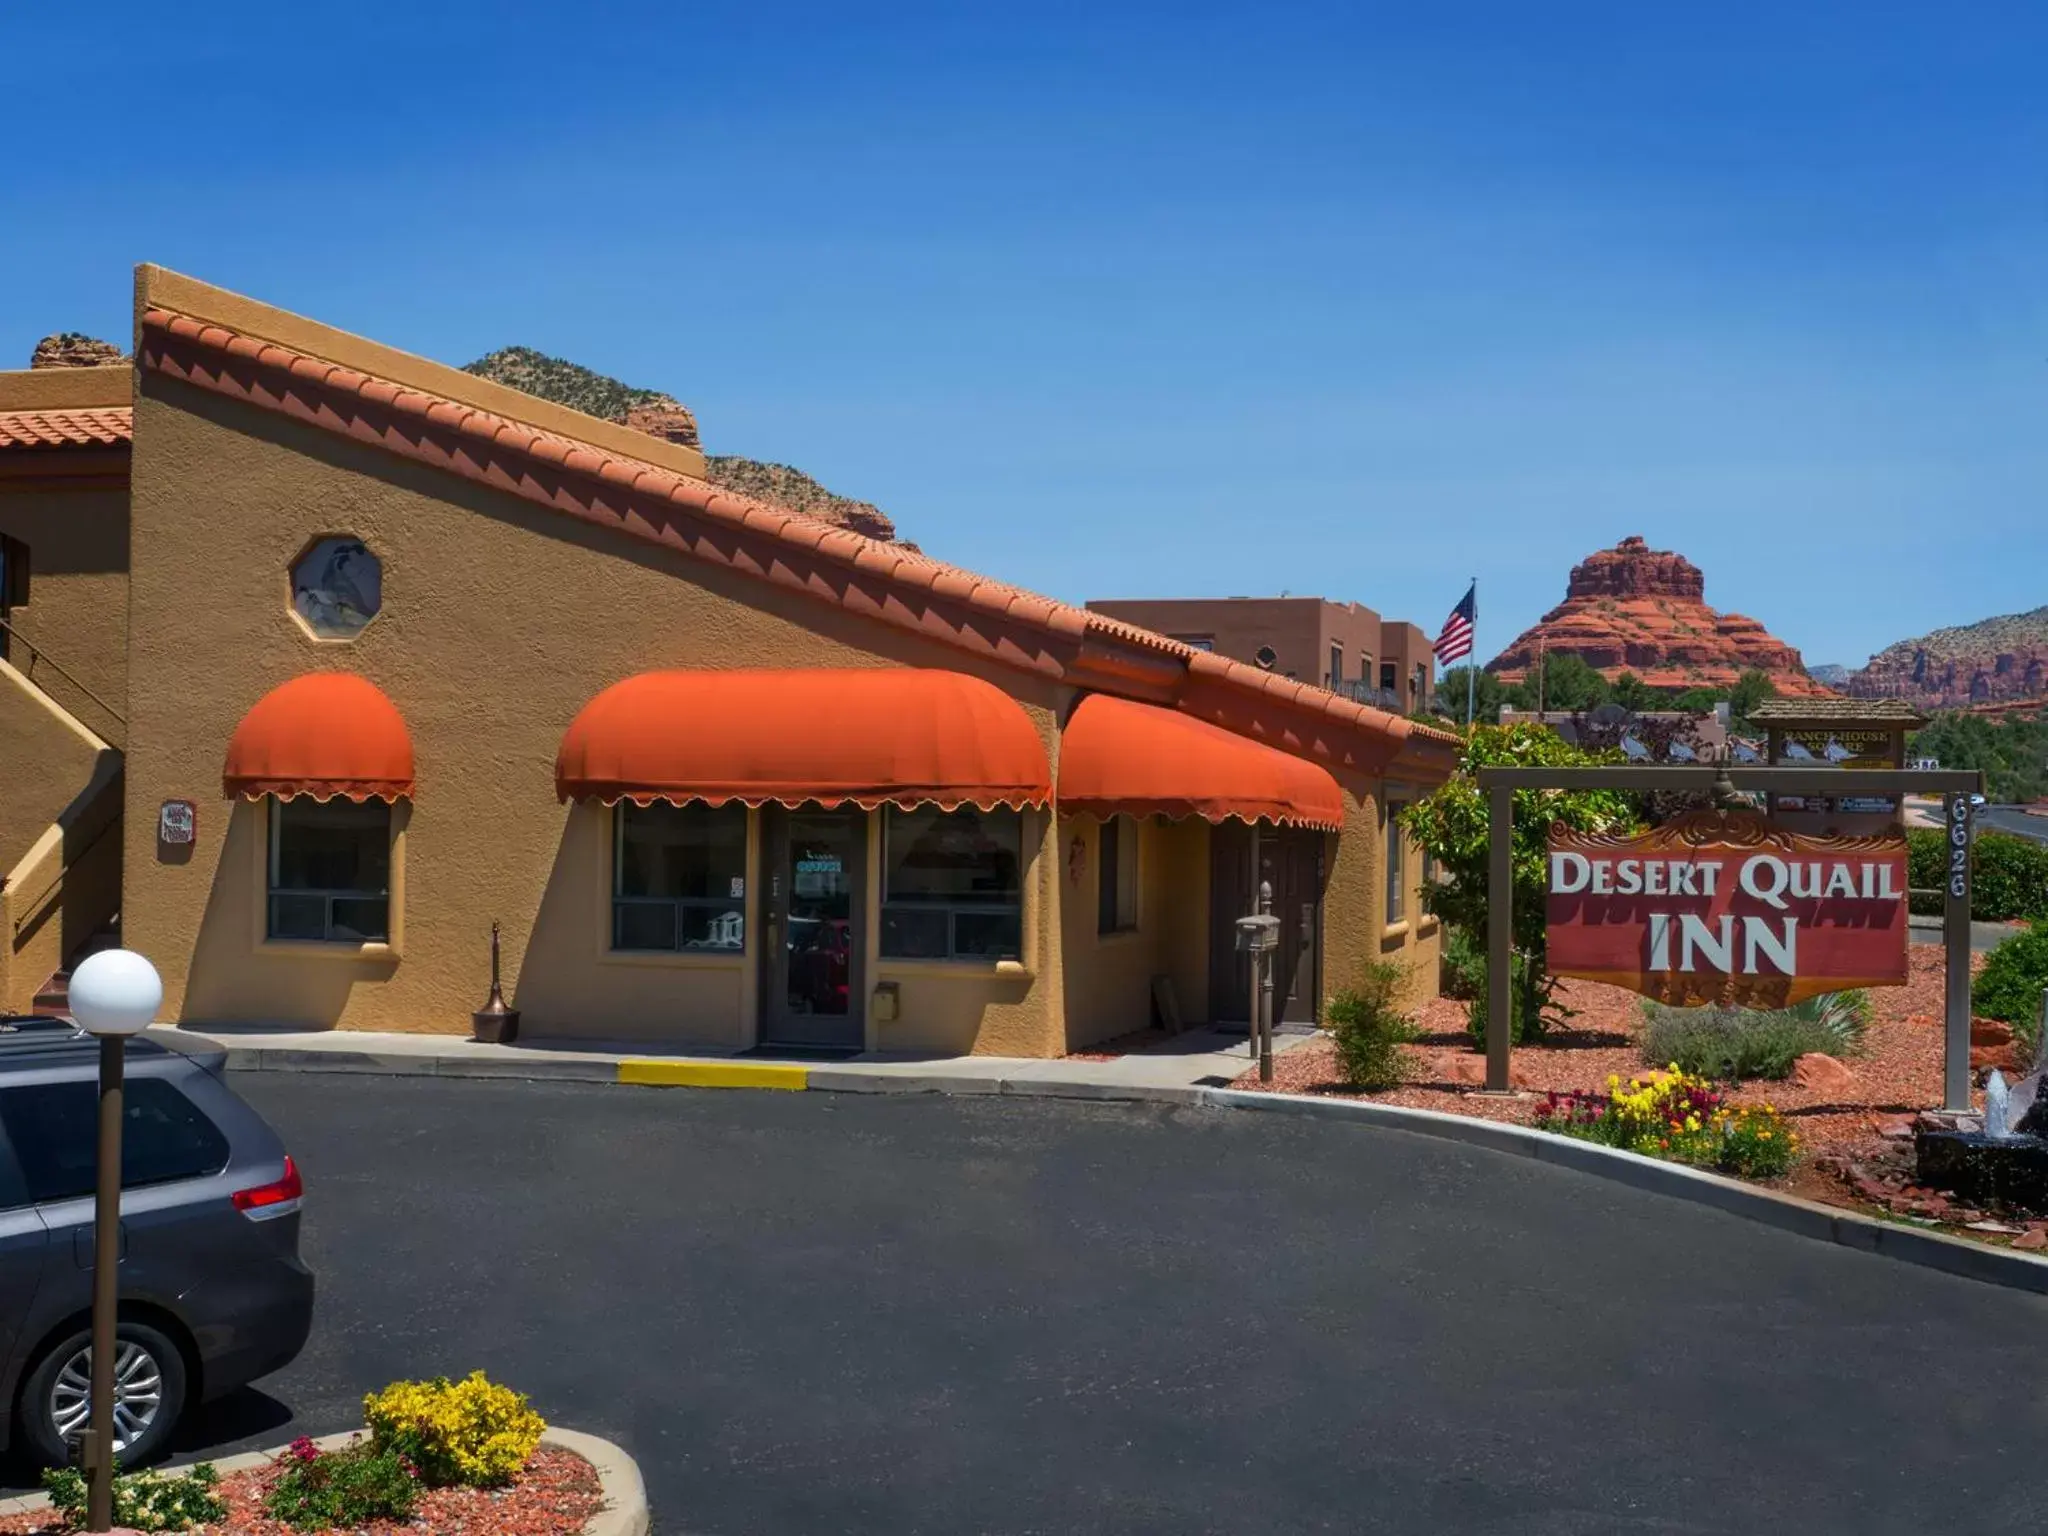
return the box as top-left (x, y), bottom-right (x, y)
top-left (269, 797), bottom-right (391, 943)
top-left (614, 802), bottom-right (748, 952)
top-left (880, 806), bottom-right (1022, 961)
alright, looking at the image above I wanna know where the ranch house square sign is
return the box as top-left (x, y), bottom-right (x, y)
top-left (1545, 809), bottom-right (1908, 1007)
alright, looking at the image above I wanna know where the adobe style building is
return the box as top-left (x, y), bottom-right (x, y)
top-left (1083, 597), bottom-right (1436, 714)
top-left (0, 267), bottom-right (1456, 1055)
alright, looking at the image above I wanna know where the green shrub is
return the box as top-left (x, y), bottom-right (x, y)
top-left (1438, 926), bottom-right (1484, 1001)
top-left (41, 1461), bottom-right (226, 1532)
top-left (1908, 826), bottom-right (2048, 921)
top-left (1974, 927), bottom-right (2048, 1050)
top-left (1465, 952), bottom-right (1546, 1048)
top-left (1641, 991), bottom-right (1869, 1081)
top-left (1326, 962), bottom-right (1419, 1091)
top-left (266, 1437), bottom-right (419, 1529)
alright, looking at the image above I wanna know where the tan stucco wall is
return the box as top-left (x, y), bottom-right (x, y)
top-left (125, 373), bottom-right (1067, 1054)
top-left (0, 658), bottom-right (108, 878)
top-left (2, 748), bottom-right (122, 1012)
top-left (0, 483), bottom-right (130, 735)
top-left (1321, 777), bottom-right (1440, 1013)
top-left (1056, 813), bottom-right (1213, 1049)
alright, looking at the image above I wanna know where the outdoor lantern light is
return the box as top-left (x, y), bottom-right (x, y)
top-left (65, 948), bottom-right (162, 1533)
top-left (68, 949), bottom-right (163, 1038)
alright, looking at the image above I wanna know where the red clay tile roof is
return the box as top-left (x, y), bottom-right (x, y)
top-left (137, 307), bottom-right (1457, 783)
top-left (0, 407), bottom-right (133, 450)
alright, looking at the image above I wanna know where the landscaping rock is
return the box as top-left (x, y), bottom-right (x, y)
top-left (2014, 1227), bottom-right (2048, 1251)
top-left (1426, 1051), bottom-right (1531, 1090)
top-left (1973, 1043), bottom-right (2024, 1074)
top-left (1791, 1052), bottom-right (1858, 1096)
top-left (1871, 1114), bottom-right (1917, 1140)
top-left (1973, 1017), bottom-right (2015, 1048)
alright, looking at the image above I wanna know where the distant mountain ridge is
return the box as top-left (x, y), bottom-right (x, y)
top-left (1846, 605), bottom-right (2048, 708)
top-left (461, 346), bottom-right (897, 541)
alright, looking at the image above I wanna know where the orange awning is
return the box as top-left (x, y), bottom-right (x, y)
top-left (555, 668), bottom-right (1052, 810)
top-left (1058, 693), bottom-right (1345, 829)
top-left (223, 674), bottom-right (416, 802)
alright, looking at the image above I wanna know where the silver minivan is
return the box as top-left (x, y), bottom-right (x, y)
top-left (0, 1017), bottom-right (314, 1467)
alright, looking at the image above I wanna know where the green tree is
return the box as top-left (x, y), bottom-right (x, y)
top-left (1610, 672), bottom-right (1662, 711)
top-left (1671, 686), bottom-right (1725, 714)
top-left (1399, 723), bottom-right (1638, 1041)
top-left (1516, 651), bottom-right (1611, 712)
top-left (1727, 669), bottom-right (1778, 726)
top-left (1432, 666), bottom-right (1506, 724)
top-left (1911, 712), bottom-right (2048, 803)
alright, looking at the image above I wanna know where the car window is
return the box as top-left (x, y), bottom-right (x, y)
top-left (0, 1078), bottom-right (231, 1204)
top-left (0, 1136), bottom-right (27, 1212)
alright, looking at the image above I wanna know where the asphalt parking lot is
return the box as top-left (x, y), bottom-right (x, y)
top-left (23, 1075), bottom-right (2048, 1533)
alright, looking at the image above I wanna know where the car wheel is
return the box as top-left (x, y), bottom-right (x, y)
top-left (15, 1320), bottom-right (188, 1469)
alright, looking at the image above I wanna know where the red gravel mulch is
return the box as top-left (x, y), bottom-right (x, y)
top-left (0, 1445), bottom-right (603, 1536)
top-left (1230, 946), bottom-right (2019, 1235)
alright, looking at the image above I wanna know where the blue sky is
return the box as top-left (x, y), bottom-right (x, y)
top-left (4, 2), bottom-right (2042, 668)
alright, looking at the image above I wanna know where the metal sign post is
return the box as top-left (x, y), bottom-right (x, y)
top-left (1944, 793), bottom-right (1974, 1112)
top-left (1236, 894), bottom-right (1281, 1086)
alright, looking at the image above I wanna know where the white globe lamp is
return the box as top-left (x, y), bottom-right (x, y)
top-left (67, 949), bottom-right (163, 1038)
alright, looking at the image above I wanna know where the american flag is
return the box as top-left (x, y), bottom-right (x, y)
top-left (1433, 582), bottom-right (1476, 665)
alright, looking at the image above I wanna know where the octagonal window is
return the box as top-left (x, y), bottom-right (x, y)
top-left (292, 537), bottom-right (382, 639)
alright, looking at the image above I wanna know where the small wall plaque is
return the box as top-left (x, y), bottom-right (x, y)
top-left (158, 799), bottom-right (196, 845)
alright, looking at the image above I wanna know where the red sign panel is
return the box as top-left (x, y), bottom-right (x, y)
top-left (1546, 809), bottom-right (1908, 1007)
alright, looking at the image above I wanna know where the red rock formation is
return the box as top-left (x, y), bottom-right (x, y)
top-left (621, 398), bottom-right (700, 450)
top-left (30, 332), bottom-right (127, 369)
top-left (1846, 606), bottom-right (2048, 709)
top-left (1489, 536), bottom-right (1832, 697)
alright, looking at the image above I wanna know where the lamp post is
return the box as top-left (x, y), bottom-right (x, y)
top-left (65, 949), bottom-right (162, 1534)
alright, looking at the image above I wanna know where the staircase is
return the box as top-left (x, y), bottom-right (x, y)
top-left (2, 654), bottom-right (124, 1017)
top-left (31, 918), bottom-right (121, 1015)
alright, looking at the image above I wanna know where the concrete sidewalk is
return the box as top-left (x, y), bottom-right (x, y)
top-left (167, 1021), bottom-right (1317, 1095)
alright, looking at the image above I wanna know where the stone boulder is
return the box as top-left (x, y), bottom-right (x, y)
top-left (1791, 1052), bottom-right (1858, 1095)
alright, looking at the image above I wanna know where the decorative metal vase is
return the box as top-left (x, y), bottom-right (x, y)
top-left (471, 922), bottom-right (521, 1044)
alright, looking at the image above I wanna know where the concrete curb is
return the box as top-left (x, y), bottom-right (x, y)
top-left (0, 1427), bottom-right (650, 1534)
top-left (210, 1034), bottom-right (2048, 1296)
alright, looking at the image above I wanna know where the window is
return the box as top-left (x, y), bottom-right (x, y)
top-left (1385, 801), bottom-right (1406, 923)
top-left (1170, 634), bottom-right (1215, 652)
top-left (1254, 646), bottom-right (1278, 670)
top-left (881, 806), bottom-right (1022, 961)
top-left (0, 1079), bottom-right (230, 1205)
top-left (1328, 643), bottom-right (1344, 690)
top-left (613, 802), bottom-right (748, 951)
top-left (269, 797), bottom-right (390, 943)
top-left (290, 536), bottom-right (382, 639)
top-left (1097, 815), bottom-right (1139, 934)
top-left (1379, 661), bottom-right (1397, 693)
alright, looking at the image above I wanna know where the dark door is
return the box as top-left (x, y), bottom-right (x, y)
top-left (1208, 822), bottom-right (1324, 1025)
top-left (759, 807), bottom-right (867, 1049)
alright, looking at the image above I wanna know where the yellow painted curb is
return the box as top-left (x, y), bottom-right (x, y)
top-left (617, 1060), bottom-right (810, 1091)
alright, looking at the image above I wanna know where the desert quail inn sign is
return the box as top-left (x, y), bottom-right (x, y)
top-left (1475, 764), bottom-right (1985, 1110)
top-left (1547, 809), bottom-right (1908, 1008)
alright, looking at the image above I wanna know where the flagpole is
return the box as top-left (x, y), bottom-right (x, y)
top-left (1465, 578), bottom-right (1476, 727)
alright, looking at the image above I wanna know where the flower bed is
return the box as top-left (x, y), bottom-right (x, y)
top-left (0, 1373), bottom-right (604, 1536)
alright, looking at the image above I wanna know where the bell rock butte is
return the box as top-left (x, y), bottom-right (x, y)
top-left (1489, 536), bottom-right (1831, 697)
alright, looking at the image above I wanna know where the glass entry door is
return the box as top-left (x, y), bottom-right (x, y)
top-left (759, 807), bottom-right (867, 1049)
